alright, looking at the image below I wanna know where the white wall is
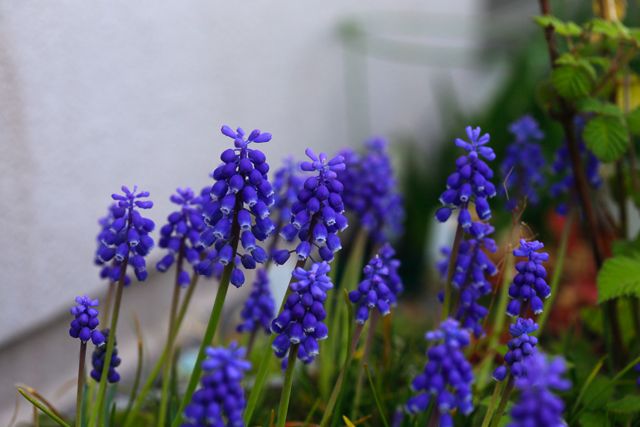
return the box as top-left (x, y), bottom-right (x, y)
top-left (0, 0), bottom-right (498, 421)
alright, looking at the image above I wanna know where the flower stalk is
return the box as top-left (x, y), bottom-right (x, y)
top-left (276, 344), bottom-right (299, 427)
top-left (75, 342), bottom-right (87, 427)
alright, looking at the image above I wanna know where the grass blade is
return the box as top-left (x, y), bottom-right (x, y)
top-left (16, 386), bottom-right (71, 427)
top-left (364, 364), bottom-right (389, 427)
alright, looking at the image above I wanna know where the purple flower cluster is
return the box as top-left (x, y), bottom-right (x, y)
top-left (95, 186), bottom-right (155, 284)
top-left (69, 296), bottom-right (105, 345)
top-left (199, 125), bottom-right (275, 287)
top-left (508, 353), bottom-right (571, 427)
top-left (237, 269), bottom-right (275, 335)
top-left (90, 329), bottom-right (121, 383)
top-left (507, 240), bottom-right (550, 317)
top-left (337, 138), bottom-right (404, 243)
top-left (406, 319), bottom-right (474, 427)
top-left (493, 318), bottom-right (539, 381)
top-left (444, 223), bottom-right (498, 337)
top-left (550, 120), bottom-right (602, 215)
top-left (272, 157), bottom-right (304, 232)
top-left (271, 262), bottom-right (332, 364)
top-left (182, 343), bottom-right (251, 427)
top-left (157, 187), bottom-right (209, 286)
top-left (275, 150), bottom-right (347, 264)
top-left (435, 126), bottom-right (496, 237)
top-left (500, 116), bottom-right (546, 211)
top-left (349, 243), bottom-right (403, 324)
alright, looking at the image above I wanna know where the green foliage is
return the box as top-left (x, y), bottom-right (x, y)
top-left (626, 107), bottom-right (640, 135)
top-left (534, 15), bottom-right (582, 37)
top-left (582, 115), bottom-right (629, 162)
top-left (597, 254), bottom-right (640, 302)
top-left (551, 65), bottom-right (594, 99)
top-left (606, 395), bottom-right (640, 415)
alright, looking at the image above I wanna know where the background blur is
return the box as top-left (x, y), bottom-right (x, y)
top-left (0, 0), bottom-right (584, 423)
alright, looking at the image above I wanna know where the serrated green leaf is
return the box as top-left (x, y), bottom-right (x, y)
top-left (597, 254), bottom-right (640, 303)
top-left (627, 108), bottom-right (640, 135)
top-left (607, 395), bottom-right (640, 414)
top-left (577, 99), bottom-right (623, 116)
top-left (534, 15), bottom-right (581, 37)
top-left (583, 115), bottom-right (628, 162)
top-left (551, 65), bottom-right (593, 99)
top-left (589, 18), bottom-right (630, 39)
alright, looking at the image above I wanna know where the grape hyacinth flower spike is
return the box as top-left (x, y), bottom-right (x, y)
top-left (493, 318), bottom-right (539, 381)
top-left (95, 186), bottom-right (155, 284)
top-left (237, 268), bottom-right (276, 336)
top-left (157, 187), bottom-right (210, 285)
top-left (406, 319), bottom-right (474, 427)
top-left (349, 243), bottom-right (403, 324)
top-left (69, 295), bottom-right (105, 345)
top-left (198, 125), bottom-right (275, 287)
top-left (507, 240), bottom-right (550, 317)
top-left (500, 115), bottom-right (546, 211)
top-left (337, 138), bottom-right (404, 243)
top-left (435, 126), bottom-right (496, 236)
top-left (271, 262), bottom-right (333, 364)
top-left (182, 343), bottom-right (251, 427)
top-left (90, 329), bottom-right (121, 383)
top-left (508, 353), bottom-right (571, 427)
top-left (273, 149), bottom-right (347, 265)
top-left (438, 222), bottom-right (498, 337)
top-left (174, 125), bottom-right (275, 426)
top-left (272, 157), bottom-right (304, 236)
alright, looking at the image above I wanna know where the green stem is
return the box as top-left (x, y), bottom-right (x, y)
top-left (93, 258), bottom-right (127, 427)
top-left (351, 312), bottom-right (378, 419)
top-left (489, 376), bottom-right (514, 427)
top-left (536, 211), bottom-right (573, 335)
top-left (276, 344), bottom-right (299, 427)
top-left (170, 265), bottom-right (233, 427)
top-left (480, 380), bottom-right (504, 427)
top-left (244, 258), bottom-right (309, 425)
top-left (123, 274), bottom-right (199, 427)
top-left (75, 342), bottom-right (87, 427)
top-left (319, 324), bottom-right (364, 427)
top-left (442, 222), bottom-right (464, 320)
top-left (158, 242), bottom-right (186, 427)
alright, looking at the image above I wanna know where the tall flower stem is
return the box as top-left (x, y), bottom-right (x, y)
top-left (101, 283), bottom-right (115, 325)
top-left (124, 274), bottom-right (200, 427)
top-left (75, 342), bottom-right (87, 427)
top-left (319, 323), bottom-right (364, 427)
top-left (536, 211), bottom-right (573, 335)
top-left (351, 312), bottom-right (378, 419)
top-left (488, 376), bottom-right (514, 427)
top-left (92, 257), bottom-right (127, 427)
top-left (276, 344), bottom-right (299, 427)
top-left (480, 380), bottom-right (504, 427)
top-left (442, 222), bottom-right (464, 319)
top-left (538, 0), bottom-right (623, 367)
top-left (171, 261), bottom-right (234, 427)
top-left (158, 241), bottom-right (186, 427)
top-left (244, 258), bottom-right (308, 425)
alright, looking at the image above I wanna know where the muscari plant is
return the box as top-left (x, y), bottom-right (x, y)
top-left (15, 4), bottom-right (640, 427)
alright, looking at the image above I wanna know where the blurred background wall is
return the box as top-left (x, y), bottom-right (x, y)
top-left (0, 0), bottom-right (542, 422)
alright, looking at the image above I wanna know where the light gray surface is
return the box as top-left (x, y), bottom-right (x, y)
top-left (0, 0), bottom-right (498, 422)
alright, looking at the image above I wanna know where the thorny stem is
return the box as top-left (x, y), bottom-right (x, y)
top-left (158, 239), bottom-right (186, 427)
top-left (538, 0), bottom-right (624, 368)
top-left (276, 344), bottom-right (299, 427)
top-left (442, 222), bottom-right (464, 320)
top-left (75, 342), bottom-right (87, 427)
top-left (320, 324), bottom-right (365, 427)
